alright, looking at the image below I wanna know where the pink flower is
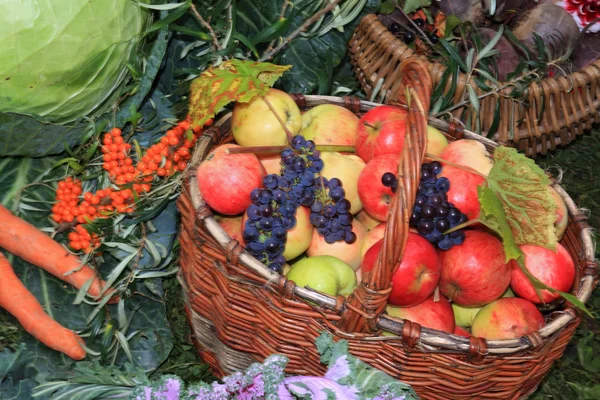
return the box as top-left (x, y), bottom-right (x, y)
top-left (558, 0), bottom-right (600, 33)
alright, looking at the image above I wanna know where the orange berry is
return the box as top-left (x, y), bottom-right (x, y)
top-left (141, 184), bottom-right (151, 192)
top-left (168, 136), bottom-right (179, 146)
top-left (148, 162), bottom-right (159, 171)
top-left (179, 120), bottom-right (190, 130)
top-left (76, 215), bottom-right (86, 223)
top-left (172, 153), bottom-right (181, 162)
top-left (178, 161), bottom-right (187, 171)
top-left (116, 152), bottom-right (126, 160)
top-left (152, 154), bottom-right (162, 163)
top-left (90, 195), bottom-right (100, 205)
top-left (70, 241), bottom-right (82, 250)
top-left (63, 213), bottom-right (74, 223)
top-left (81, 240), bottom-right (91, 250)
top-left (125, 158), bottom-right (133, 166)
top-left (110, 144), bottom-right (119, 152)
top-left (160, 137), bottom-right (170, 145)
top-left (178, 148), bottom-right (190, 157)
top-left (157, 168), bottom-right (166, 177)
top-left (137, 162), bottom-right (147, 171)
top-left (142, 155), bottom-right (152, 164)
top-left (114, 136), bottom-right (124, 144)
top-left (104, 153), bottom-right (113, 162)
top-left (160, 148), bottom-right (169, 157)
top-left (84, 192), bottom-right (92, 201)
top-left (103, 137), bottom-right (113, 146)
top-left (52, 214), bottom-right (62, 223)
top-left (111, 128), bottom-right (121, 136)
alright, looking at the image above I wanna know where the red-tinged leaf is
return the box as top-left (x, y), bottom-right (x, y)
top-left (188, 59), bottom-right (292, 127)
top-left (486, 146), bottom-right (557, 251)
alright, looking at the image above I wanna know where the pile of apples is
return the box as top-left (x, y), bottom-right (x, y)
top-left (197, 88), bottom-right (575, 340)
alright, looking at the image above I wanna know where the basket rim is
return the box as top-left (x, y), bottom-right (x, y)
top-left (187, 94), bottom-right (597, 356)
top-left (354, 13), bottom-right (600, 102)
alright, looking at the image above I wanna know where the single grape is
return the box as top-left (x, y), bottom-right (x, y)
top-left (448, 207), bottom-right (462, 223)
top-left (403, 30), bottom-right (415, 44)
top-left (435, 177), bottom-right (450, 193)
top-left (338, 213), bottom-right (352, 226)
top-left (272, 227), bottom-right (287, 241)
top-left (435, 218), bottom-right (450, 232)
top-left (291, 185), bottom-right (305, 200)
top-left (415, 195), bottom-right (427, 208)
top-left (292, 135), bottom-right (307, 150)
top-left (430, 193), bottom-right (445, 207)
top-left (314, 214), bottom-right (327, 227)
top-left (247, 205), bottom-right (262, 221)
top-left (414, 18), bottom-right (425, 27)
top-left (263, 174), bottom-right (279, 189)
top-left (421, 169), bottom-right (434, 182)
top-left (425, 229), bottom-right (443, 243)
top-left (458, 213), bottom-right (468, 224)
top-left (450, 231), bottom-right (465, 245)
top-left (281, 148), bottom-right (294, 161)
top-left (421, 205), bottom-right (436, 220)
top-left (246, 242), bottom-right (265, 256)
top-left (260, 204), bottom-right (273, 217)
top-left (277, 177), bottom-right (291, 190)
top-left (250, 188), bottom-right (260, 204)
top-left (264, 238), bottom-right (281, 254)
top-left (282, 202), bottom-right (296, 218)
top-left (325, 233), bottom-right (336, 244)
top-left (259, 217), bottom-right (274, 231)
top-left (305, 140), bottom-right (316, 151)
top-left (293, 157), bottom-right (306, 172)
top-left (389, 22), bottom-right (402, 34)
top-left (391, 181), bottom-right (398, 193)
top-left (311, 159), bottom-right (324, 172)
top-left (243, 225), bottom-right (259, 242)
top-left (328, 178), bottom-right (341, 189)
top-left (430, 161), bottom-right (443, 175)
top-left (275, 255), bottom-right (286, 266)
top-left (315, 177), bottom-right (329, 189)
top-left (418, 220), bottom-right (435, 235)
top-left (381, 172), bottom-right (397, 188)
top-left (333, 231), bottom-right (344, 241)
top-left (311, 201), bottom-right (324, 213)
top-left (324, 204), bottom-right (337, 218)
top-left (282, 217), bottom-right (296, 229)
top-left (436, 205), bottom-right (449, 218)
top-left (273, 189), bottom-right (286, 203)
top-left (429, 31), bottom-right (439, 44)
top-left (344, 230), bottom-right (357, 244)
top-left (301, 195), bottom-right (314, 206)
top-left (258, 189), bottom-right (273, 204)
top-left (330, 220), bottom-right (342, 232)
top-left (317, 226), bottom-right (329, 236)
top-left (336, 199), bottom-right (351, 213)
top-left (424, 186), bottom-right (437, 197)
top-left (330, 186), bottom-right (345, 201)
top-left (438, 236), bottom-right (453, 250)
top-left (410, 209), bottom-right (422, 225)
top-left (301, 171), bottom-right (315, 186)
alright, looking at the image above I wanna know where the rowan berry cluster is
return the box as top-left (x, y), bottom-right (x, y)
top-left (50, 117), bottom-right (209, 253)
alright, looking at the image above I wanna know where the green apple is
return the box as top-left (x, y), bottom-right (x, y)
top-left (426, 125), bottom-right (449, 157)
top-left (286, 255), bottom-right (357, 297)
top-left (452, 287), bottom-right (515, 327)
top-left (232, 88), bottom-right (302, 147)
top-left (300, 104), bottom-right (359, 146)
top-left (320, 152), bottom-right (366, 214)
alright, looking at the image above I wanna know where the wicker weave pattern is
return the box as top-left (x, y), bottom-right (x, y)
top-left (177, 61), bottom-right (597, 399)
top-left (348, 14), bottom-right (600, 157)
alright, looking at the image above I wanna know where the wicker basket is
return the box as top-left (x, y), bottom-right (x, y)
top-left (177, 59), bottom-right (598, 399)
top-left (348, 14), bottom-right (600, 158)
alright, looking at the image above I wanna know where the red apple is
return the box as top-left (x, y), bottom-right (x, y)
top-left (471, 298), bottom-right (545, 340)
top-left (440, 230), bottom-right (511, 307)
top-left (385, 295), bottom-right (455, 333)
top-left (438, 164), bottom-right (485, 220)
top-left (357, 155), bottom-right (399, 221)
top-left (510, 243), bottom-right (576, 304)
top-left (214, 215), bottom-right (244, 243)
top-left (196, 144), bottom-right (265, 215)
top-left (307, 219), bottom-right (367, 270)
top-left (440, 139), bottom-right (494, 176)
top-left (363, 233), bottom-right (441, 307)
top-left (359, 223), bottom-right (386, 263)
top-left (355, 105), bottom-right (407, 162)
top-left (454, 326), bottom-right (471, 337)
top-left (356, 210), bottom-right (381, 231)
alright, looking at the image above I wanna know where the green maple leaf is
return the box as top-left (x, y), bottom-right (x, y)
top-left (486, 146), bottom-right (557, 251)
top-left (188, 59), bottom-right (292, 127)
top-left (476, 186), bottom-right (591, 317)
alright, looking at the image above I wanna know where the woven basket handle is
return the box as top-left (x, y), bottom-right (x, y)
top-left (338, 58), bottom-right (432, 333)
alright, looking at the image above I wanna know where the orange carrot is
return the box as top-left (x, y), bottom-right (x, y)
top-left (0, 252), bottom-right (86, 360)
top-left (0, 205), bottom-right (117, 302)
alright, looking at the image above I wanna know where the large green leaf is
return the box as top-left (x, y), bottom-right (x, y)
top-left (237, 0), bottom-right (381, 94)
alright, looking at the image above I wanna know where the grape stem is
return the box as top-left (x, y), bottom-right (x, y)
top-left (425, 153), bottom-right (488, 179)
top-left (443, 219), bottom-right (481, 235)
top-left (225, 145), bottom-right (356, 155)
top-left (262, 95), bottom-right (293, 142)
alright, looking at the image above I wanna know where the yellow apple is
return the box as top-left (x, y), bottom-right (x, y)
top-left (319, 152), bottom-right (366, 214)
top-left (300, 104), bottom-right (359, 146)
top-left (426, 125), bottom-right (449, 157)
top-left (282, 206), bottom-right (313, 260)
top-left (359, 222), bottom-right (386, 263)
top-left (232, 88), bottom-right (302, 147)
top-left (440, 139), bottom-right (494, 176)
top-left (548, 186), bottom-right (568, 240)
top-left (260, 155), bottom-right (282, 176)
top-left (356, 209), bottom-right (381, 230)
top-left (307, 219), bottom-right (367, 270)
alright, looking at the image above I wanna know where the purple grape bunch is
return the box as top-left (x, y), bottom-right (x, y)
top-left (381, 161), bottom-right (468, 251)
top-left (309, 177), bottom-right (357, 245)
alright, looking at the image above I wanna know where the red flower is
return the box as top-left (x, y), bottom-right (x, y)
top-left (558, 0), bottom-right (600, 33)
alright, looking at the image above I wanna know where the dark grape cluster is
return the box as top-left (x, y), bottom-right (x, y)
top-left (243, 134), bottom-right (355, 273)
top-left (310, 177), bottom-right (357, 245)
top-left (381, 161), bottom-right (469, 251)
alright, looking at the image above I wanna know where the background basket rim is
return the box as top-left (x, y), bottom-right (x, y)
top-left (187, 94), bottom-right (597, 355)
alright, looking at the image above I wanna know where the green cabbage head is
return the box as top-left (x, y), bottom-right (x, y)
top-left (0, 0), bottom-right (149, 124)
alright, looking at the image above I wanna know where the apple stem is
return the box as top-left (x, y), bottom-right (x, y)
top-left (262, 95), bottom-right (294, 142)
top-left (425, 153), bottom-right (488, 179)
top-left (225, 145), bottom-right (356, 155)
top-left (363, 121), bottom-right (379, 130)
top-left (443, 219), bottom-right (481, 235)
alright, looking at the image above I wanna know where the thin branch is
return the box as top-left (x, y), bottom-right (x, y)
top-left (264, 0), bottom-right (291, 55)
top-left (393, 0), bottom-right (434, 47)
top-left (259, 0), bottom-right (344, 62)
top-left (190, 3), bottom-right (222, 51)
top-left (262, 96), bottom-right (294, 142)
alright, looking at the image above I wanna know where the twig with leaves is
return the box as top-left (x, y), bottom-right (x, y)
top-left (190, 3), bottom-right (222, 51)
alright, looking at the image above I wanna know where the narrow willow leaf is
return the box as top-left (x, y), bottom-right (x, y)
top-left (440, 39), bottom-right (469, 72)
top-left (504, 29), bottom-right (531, 60)
top-left (117, 299), bottom-right (127, 330)
top-left (169, 24), bottom-right (211, 40)
top-left (144, 0), bottom-right (190, 35)
top-left (478, 25), bottom-right (504, 61)
top-left (233, 32), bottom-right (259, 58)
top-left (115, 331), bottom-right (134, 363)
top-left (144, 239), bottom-right (162, 267)
top-left (73, 277), bottom-right (96, 305)
top-left (134, 268), bottom-right (179, 279)
top-left (251, 17), bottom-right (291, 44)
top-left (487, 99), bottom-right (501, 139)
top-left (474, 68), bottom-right (499, 85)
top-left (431, 65), bottom-right (451, 104)
top-left (103, 242), bottom-right (140, 254)
top-left (135, 1), bottom-right (187, 10)
top-left (102, 252), bottom-right (137, 294)
top-left (466, 48), bottom-right (475, 71)
top-left (489, 0), bottom-right (497, 15)
top-left (467, 84), bottom-right (480, 112)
